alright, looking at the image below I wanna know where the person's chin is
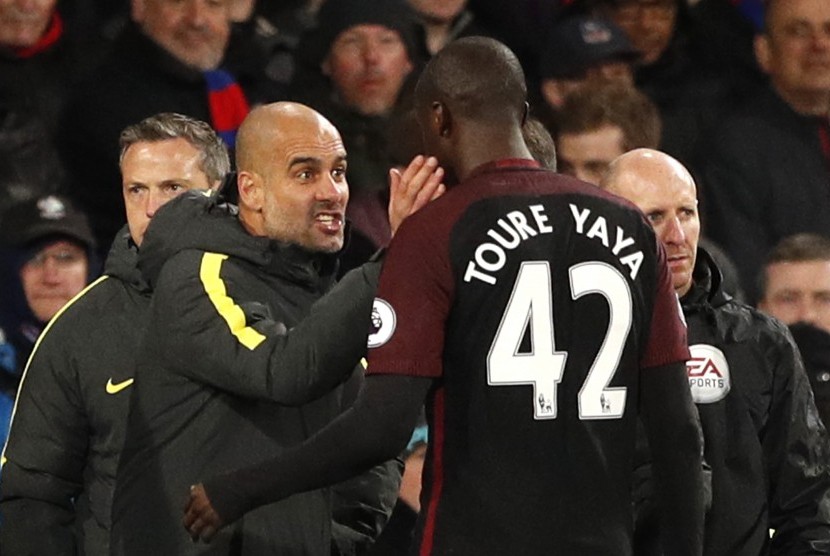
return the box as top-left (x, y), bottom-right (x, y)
top-left (311, 237), bottom-right (344, 254)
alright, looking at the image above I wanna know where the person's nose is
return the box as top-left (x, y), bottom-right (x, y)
top-left (811, 28), bottom-right (830, 52)
top-left (662, 217), bottom-right (686, 245)
top-left (799, 300), bottom-right (819, 326)
top-left (316, 175), bottom-right (348, 205)
top-left (145, 190), bottom-right (165, 219)
top-left (362, 40), bottom-right (382, 65)
top-left (184, 0), bottom-right (208, 27)
top-left (39, 257), bottom-right (63, 283)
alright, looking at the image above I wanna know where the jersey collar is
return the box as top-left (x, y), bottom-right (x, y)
top-left (467, 158), bottom-right (541, 180)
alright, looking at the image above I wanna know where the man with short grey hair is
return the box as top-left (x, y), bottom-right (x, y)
top-left (0, 112), bottom-right (228, 556)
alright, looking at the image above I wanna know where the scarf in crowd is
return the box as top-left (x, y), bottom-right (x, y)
top-left (13, 12), bottom-right (63, 59)
top-left (204, 68), bottom-right (250, 148)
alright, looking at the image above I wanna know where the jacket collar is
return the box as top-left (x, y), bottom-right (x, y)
top-left (681, 246), bottom-right (730, 311)
top-left (104, 225), bottom-right (152, 294)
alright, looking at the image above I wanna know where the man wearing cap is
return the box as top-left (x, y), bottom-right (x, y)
top-left (0, 194), bottom-right (97, 434)
top-left (534, 14), bottom-right (639, 130)
top-left (0, 113), bottom-right (229, 556)
top-left (289, 0), bottom-right (419, 272)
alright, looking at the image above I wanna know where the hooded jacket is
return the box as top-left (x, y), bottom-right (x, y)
top-left (110, 191), bottom-right (399, 555)
top-left (0, 226), bottom-right (150, 556)
top-left (635, 248), bottom-right (830, 555)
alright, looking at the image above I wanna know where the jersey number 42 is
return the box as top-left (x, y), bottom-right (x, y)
top-left (487, 261), bottom-right (633, 421)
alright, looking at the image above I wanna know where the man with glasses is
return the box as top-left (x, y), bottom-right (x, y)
top-left (0, 193), bottom-right (97, 392)
top-left (564, 0), bottom-right (734, 166)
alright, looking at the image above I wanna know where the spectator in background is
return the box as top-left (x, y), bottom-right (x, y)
top-left (600, 149), bottom-right (830, 556)
top-left (789, 322), bottom-right (830, 429)
top-left (566, 0), bottom-right (739, 166)
top-left (60, 0), bottom-right (283, 250)
top-left (290, 0), bottom-right (419, 272)
top-left (533, 14), bottom-right (638, 131)
top-left (555, 82), bottom-right (745, 301)
top-left (700, 0), bottom-right (830, 303)
top-left (0, 113), bottom-right (229, 556)
top-left (686, 0), bottom-right (765, 92)
top-left (225, 0), bottom-right (319, 101)
top-left (759, 233), bottom-right (830, 335)
top-left (0, 0), bottom-right (76, 213)
top-left (522, 116), bottom-right (557, 170)
top-left (0, 194), bottom-right (97, 448)
top-left (406, 0), bottom-right (493, 62)
top-left (555, 81), bottom-right (660, 185)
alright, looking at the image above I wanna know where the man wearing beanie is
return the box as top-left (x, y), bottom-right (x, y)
top-left (289, 0), bottom-right (420, 274)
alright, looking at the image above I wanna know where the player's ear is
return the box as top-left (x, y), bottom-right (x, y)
top-left (431, 101), bottom-right (452, 140)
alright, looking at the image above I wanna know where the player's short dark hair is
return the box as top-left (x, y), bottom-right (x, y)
top-left (415, 37), bottom-right (527, 127)
top-left (119, 113), bottom-right (231, 184)
top-left (555, 82), bottom-right (661, 152)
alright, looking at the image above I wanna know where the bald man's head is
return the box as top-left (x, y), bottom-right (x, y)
top-left (235, 102), bottom-right (349, 253)
top-left (600, 149), bottom-right (700, 296)
top-left (236, 103), bottom-right (341, 175)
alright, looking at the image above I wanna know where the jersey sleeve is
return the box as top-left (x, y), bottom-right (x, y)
top-left (641, 243), bottom-right (691, 369)
top-left (366, 214), bottom-right (454, 378)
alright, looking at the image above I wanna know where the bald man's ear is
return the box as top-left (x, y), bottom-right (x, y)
top-left (754, 34), bottom-right (772, 75)
top-left (522, 102), bottom-right (529, 126)
top-left (237, 171), bottom-right (263, 210)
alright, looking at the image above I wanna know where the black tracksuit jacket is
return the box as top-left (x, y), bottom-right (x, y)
top-left (635, 249), bottom-right (830, 555)
top-left (0, 227), bottom-right (150, 555)
top-left (110, 191), bottom-right (400, 555)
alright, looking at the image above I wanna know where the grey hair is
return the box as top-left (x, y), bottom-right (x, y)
top-left (119, 112), bottom-right (231, 183)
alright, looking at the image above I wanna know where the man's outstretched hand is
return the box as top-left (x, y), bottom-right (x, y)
top-left (388, 155), bottom-right (446, 237)
top-left (183, 483), bottom-right (224, 543)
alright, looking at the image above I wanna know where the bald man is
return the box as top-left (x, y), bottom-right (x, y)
top-left (600, 149), bottom-right (830, 556)
top-left (110, 102), bottom-right (444, 555)
top-left (184, 38), bottom-right (704, 556)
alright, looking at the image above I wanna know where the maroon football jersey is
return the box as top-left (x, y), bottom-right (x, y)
top-left (367, 159), bottom-right (689, 555)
